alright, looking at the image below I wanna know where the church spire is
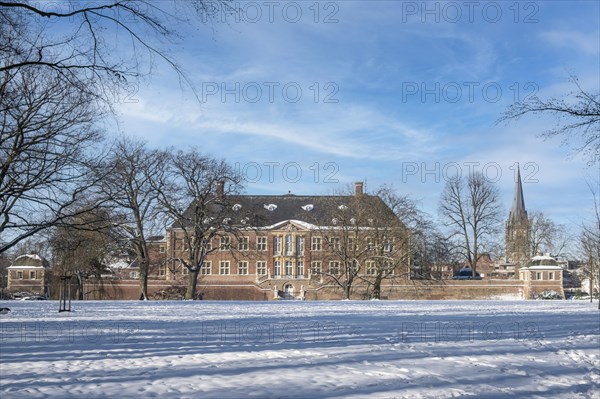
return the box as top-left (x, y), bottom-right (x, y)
top-left (509, 164), bottom-right (527, 222)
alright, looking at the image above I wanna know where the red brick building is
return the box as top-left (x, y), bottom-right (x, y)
top-left (163, 182), bottom-right (410, 300)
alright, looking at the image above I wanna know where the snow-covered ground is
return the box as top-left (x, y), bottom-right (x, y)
top-left (1, 300), bottom-right (598, 398)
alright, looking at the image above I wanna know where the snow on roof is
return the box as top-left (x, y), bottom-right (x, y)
top-left (107, 260), bottom-right (135, 269)
top-left (264, 204), bottom-right (278, 211)
top-left (10, 254), bottom-right (49, 268)
top-left (521, 265), bottom-right (563, 270)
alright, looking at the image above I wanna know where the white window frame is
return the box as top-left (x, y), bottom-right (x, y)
top-left (17, 271), bottom-right (23, 280)
top-left (296, 261), bottom-right (304, 277)
top-left (256, 261), bottom-right (267, 275)
top-left (285, 235), bottom-right (293, 256)
top-left (285, 261), bottom-right (293, 277)
top-left (274, 261), bottom-right (281, 277)
top-left (201, 261), bottom-right (212, 275)
top-left (366, 261), bottom-right (377, 275)
top-left (329, 261), bottom-right (340, 275)
top-left (238, 237), bottom-right (249, 251)
top-left (274, 236), bottom-right (282, 255)
top-left (220, 261), bottom-right (230, 275)
top-left (238, 261), bottom-right (249, 275)
top-left (257, 236), bottom-right (267, 251)
top-left (297, 236), bottom-right (305, 255)
top-left (311, 237), bottom-right (322, 251)
top-left (311, 261), bottom-right (322, 275)
top-left (220, 236), bottom-right (231, 251)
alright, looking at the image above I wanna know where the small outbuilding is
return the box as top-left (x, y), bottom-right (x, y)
top-left (519, 255), bottom-right (564, 299)
top-left (7, 254), bottom-right (51, 298)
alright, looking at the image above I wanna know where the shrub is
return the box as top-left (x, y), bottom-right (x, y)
top-left (534, 290), bottom-right (563, 300)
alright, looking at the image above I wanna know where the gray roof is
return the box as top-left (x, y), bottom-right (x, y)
top-left (175, 193), bottom-right (402, 229)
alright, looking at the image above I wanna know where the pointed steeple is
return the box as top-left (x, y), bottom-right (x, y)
top-left (509, 164), bottom-right (527, 222)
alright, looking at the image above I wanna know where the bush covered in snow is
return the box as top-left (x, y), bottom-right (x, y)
top-left (534, 290), bottom-right (563, 300)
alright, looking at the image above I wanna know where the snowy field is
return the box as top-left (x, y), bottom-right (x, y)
top-left (0, 300), bottom-right (598, 399)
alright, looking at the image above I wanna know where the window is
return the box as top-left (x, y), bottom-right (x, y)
top-left (348, 237), bottom-right (355, 251)
top-left (549, 272), bottom-right (555, 280)
top-left (238, 261), bottom-right (248, 275)
top-left (220, 261), bottom-right (230, 275)
top-left (158, 266), bottom-right (166, 277)
top-left (130, 271), bottom-right (139, 279)
top-left (274, 237), bottom-right (282, 255)
top-left (366, 237), bottom-right (374, 250)
top-left (159, 245), bottom-right (166, 253)
top-left (257, 237), bottom-right (267, 251)
top-left (311, 261), bottom-right (321, 275)
top-left (383, 239), bottom-right (393, 252)
top-left (285, 235), bottom-right (293, 255)
top-left (311, 237), bottom-right (322, 251)
top-left (328, 237), bottom-right (341, 251)
top-left (366, 261), bottom-right (377, 275)
top-left (329, 261), bottom-right (340, 275)
top-left (256, 261), bottom-right (267, 275)
top-left (182, 265), bottom-right (189, 275)
top-left (296, 261), bottom-right (304, 277)
top-left (274, 261), bottom-right (281, 277)
top-left (297, 236), bottom-right (305, 255)
top-left (238, 237), bottom-right (249, 251)
top-left (17, 271), bottom-right (23, 280)
top-left (29, 271), bottom-right (36, 279)
top-left (285, 261), bottom-right (293, 277)
top-left (220, 236), bottom-right (231, 251)
top-left (205, 238), bottom-right (212, 251)
top-left (201, 261), bottom-right (212, 275)
top-left (536, 272), bottom-right (542, 280)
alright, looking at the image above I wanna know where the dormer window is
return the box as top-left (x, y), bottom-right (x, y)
top-left (301, 204), bottom-right (314, 211)
top-left (232, 204), bottom-right (242, 211)
top-left (264, 204), bottom-right (277, 211)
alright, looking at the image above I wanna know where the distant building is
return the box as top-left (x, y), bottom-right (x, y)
top-left (7, 254), bottom-right (51, 296)
top-left (519, 254), bottom-right (564, 298)
top-left (164, 182), bottom-right (408, 300)
top-left (505, 165), bottom-right (531, 267)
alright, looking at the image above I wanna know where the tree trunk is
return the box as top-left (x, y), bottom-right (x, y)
top-left (185, 269), bottom-right (200, 300)
top-left (372, 274), bottom-right (383, 299)
top-left (139, 259), bottom-right (149, 300)
top-left (344, 284), bottom-right (351, 300)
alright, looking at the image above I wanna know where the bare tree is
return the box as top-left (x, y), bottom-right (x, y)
top-left (309, 187), bottom-right (408, 300)
top-left (0, 59), bottom-right (106, 254)
top-left (499, 76), bottom-right (599, 165)
top-left (439, 172), bottom-right (501, 277)
top-left (529, 211), bottom-right (568, 257)
top-left (364, 186), bottom-right (412, 297)
top-left (578, 180), bottom-right (600, 308)
top-left (0, 1), bottom-right (234, 102)
top-left (98, 137), bottom-right (165, 300)
top-left (1, 1), bottom-right (232, 253)
top-left (152, 149), bottom-right (244, 300)
top-left (50, 208), bottom-right (114, 300)
top-left (312, 193), bottom-right (370, 300)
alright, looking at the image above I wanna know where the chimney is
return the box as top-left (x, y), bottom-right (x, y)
top-left (216, 181), bottom-right (225, 199)
top-left (355, 181), bottom-right (363, 196)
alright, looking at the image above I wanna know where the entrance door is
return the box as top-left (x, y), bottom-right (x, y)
top-left (283, 284), bottom-right (294, 300)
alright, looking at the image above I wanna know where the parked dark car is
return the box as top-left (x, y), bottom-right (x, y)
top-left (452, 267), bottom-right (482, 280)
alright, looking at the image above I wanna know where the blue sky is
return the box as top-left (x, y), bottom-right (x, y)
top-left (114, 1), bottom-right (599, 231)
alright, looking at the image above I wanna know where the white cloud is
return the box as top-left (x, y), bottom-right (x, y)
top-left (539, 30), bottom-right (600, 55)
